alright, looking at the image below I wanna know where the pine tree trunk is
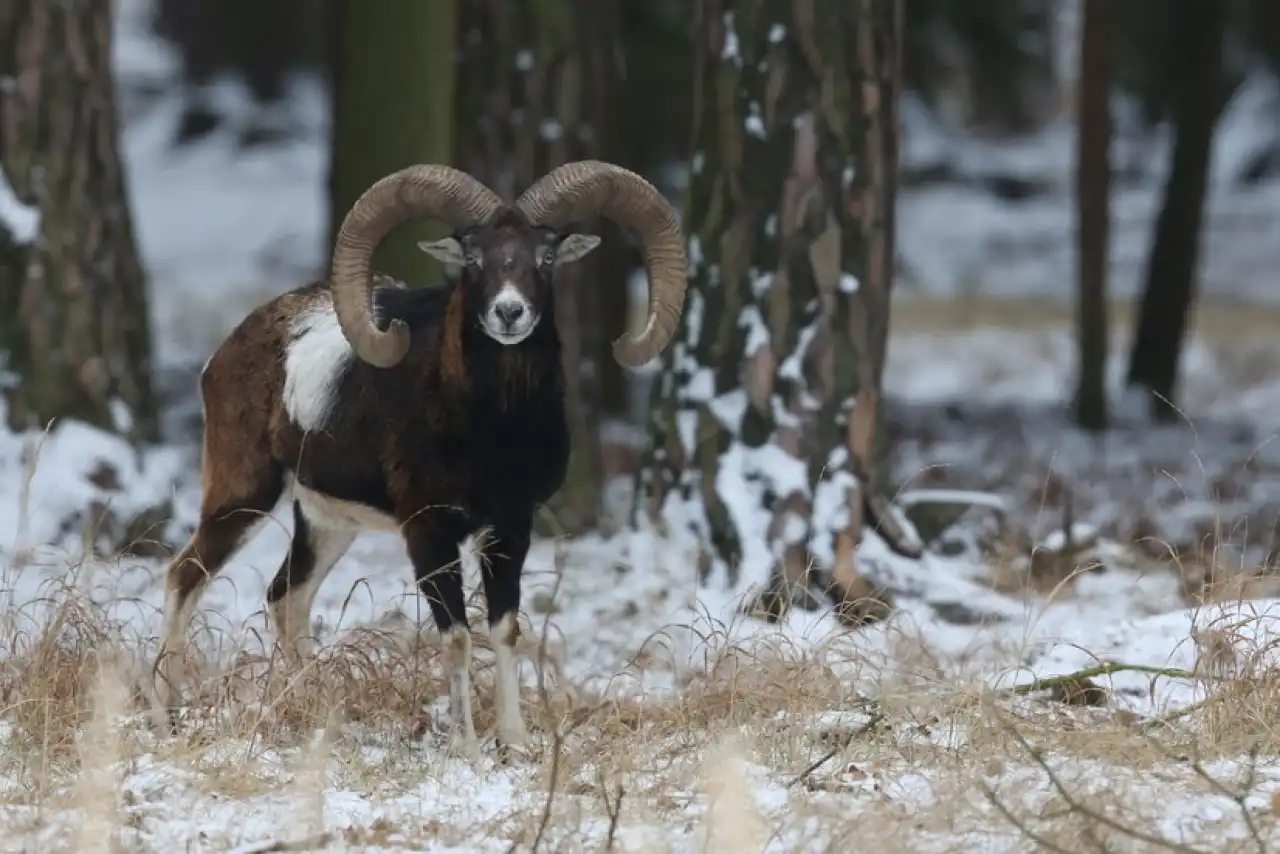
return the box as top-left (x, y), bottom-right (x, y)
top-left (327, 0), bottom-right (458, 288)
top-left (1125, 1), bottom-right (1226, 422)
top-left (1073, 0), bottom-right (1110, 432)
top-left (456, 0), bottom-right (629, 536)
top-left (0, 0), bottom-right (158, 443)
top-left (638, 0), bottom-right (921, 626)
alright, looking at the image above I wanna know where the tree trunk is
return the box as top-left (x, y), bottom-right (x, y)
top-left (327, 0), bottom-right (458, 288)
top-left (638, 0), bottom-right (921, 627)
top-left (455, 0), bottom-right (629, 536)
top-left (154, 0), bottom-right (326, 147)
top-left (0, 0), bottom-right (158, 443)
top-left (1072, 0), bottom-right (1110, 432)
top-left (1125, 1), bottom-right (1227, 422)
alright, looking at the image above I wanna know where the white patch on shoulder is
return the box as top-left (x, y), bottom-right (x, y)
top-left (283, 301), bottom-right (353, 432)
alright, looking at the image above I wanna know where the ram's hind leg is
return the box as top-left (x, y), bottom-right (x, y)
top-left (155, 466), bottom-right (283, 723)
top-left (267, 500), bottom-right (356, 664)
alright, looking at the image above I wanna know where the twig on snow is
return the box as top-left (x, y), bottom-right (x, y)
top-left (787, 707), bottom-right (885, 789)
top-left (992, 709), bottom-right (1205, 853)
top-left (789, 747), bottom-right (840, 789)
top-left (599, 770), bottom-right (625, 851)
top-left (979, 782), bottom-right (1076, 854)
top-left (1183, 741), bottom-right (1269, 854)
top-left (510, 540), bottom-right (579, 854)
top-left (1134, 695), bottom-right (1222, 731)
top-left (518, 727), bottom-right (566, 854)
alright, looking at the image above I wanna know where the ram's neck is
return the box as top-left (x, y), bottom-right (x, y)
top-left (428, 282), bottom-right (565, 414)
top-left (470, 329), bottom-right (563, 412)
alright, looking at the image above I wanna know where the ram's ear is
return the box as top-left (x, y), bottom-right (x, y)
top-left (554, 233), bottom-right (602, 266)
top-left (417, 237), bottom-right (465, 266)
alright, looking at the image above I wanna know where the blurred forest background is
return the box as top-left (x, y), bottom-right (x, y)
top-left (4, 0), bottom-right (1280, 623)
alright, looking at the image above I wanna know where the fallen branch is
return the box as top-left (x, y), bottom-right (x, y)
top-left (1006, 661), bottom-right (1201, 696)
top-left (245, 833), bottom-right (334, 854)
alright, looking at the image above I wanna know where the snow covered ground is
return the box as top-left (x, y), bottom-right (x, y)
top-left (3, 1), bottom-right (1280, 851)
top-left (7, 409), bottom-right (1280, 851)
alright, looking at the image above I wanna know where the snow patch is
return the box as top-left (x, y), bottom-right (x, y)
top-left (0, 166), bottom-right (39, 244)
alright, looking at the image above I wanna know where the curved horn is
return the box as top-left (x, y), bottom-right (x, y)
top-left (514, 160), bottom-right (688, 367)
top-left (330, 165), bottom-right (503, 367)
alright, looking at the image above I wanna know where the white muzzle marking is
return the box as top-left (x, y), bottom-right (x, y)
top-left (482, 283), bottom-right (537, 345)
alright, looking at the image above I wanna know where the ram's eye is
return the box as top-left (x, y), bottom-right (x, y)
top-left (464, 254), bottom-right (480, 267)
top-left (541, 249), bottom-right (555, 265)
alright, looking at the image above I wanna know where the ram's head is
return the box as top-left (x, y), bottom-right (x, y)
top-left (416, 209), bottom-right (601, 346)
top-left (328, 161), bottom-right (688, 366)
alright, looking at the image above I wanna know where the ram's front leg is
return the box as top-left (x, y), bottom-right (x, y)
top-left (479, 516), bottom-right (534, 757)
top-left (403, 512), bottom-right (478, 756)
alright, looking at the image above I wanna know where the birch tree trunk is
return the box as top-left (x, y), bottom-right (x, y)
top-left (456, 0), bottom-right (630, 536)
top-left (0, 0), bottom-right (158, 443)
top-left (327, 0), bottom-right (457, 288)
top-left (638, 0), bottom-right (921, 626)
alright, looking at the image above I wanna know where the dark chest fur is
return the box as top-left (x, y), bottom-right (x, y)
top-left (449, 344), bottom-right (570, 501)
top-left (288, 285), bottom-right (571, 524)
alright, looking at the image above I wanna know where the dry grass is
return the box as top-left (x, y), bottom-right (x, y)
top-left (2, 553), bottom-right (1280, 852)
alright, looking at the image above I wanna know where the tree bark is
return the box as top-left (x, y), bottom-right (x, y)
top-left (0, 0), bottom-right (158, 443)
top-left (1125, 0), bottom-right (1227, 422)
top-left (455, 0), bottom-right (630, 535)
top-left (327, 0), bottom-right (458, 288)
top-left (1073, 0), bottom-right (1111, 432)
top-left (638, 0), bottom-right (921, 626)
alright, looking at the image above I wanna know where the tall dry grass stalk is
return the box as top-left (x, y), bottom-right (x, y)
top-left (71, 653), bottom-right (130, 853)
top-left (287, 710), bottom-right (339, 845)
top-left (699, 737), bottom-right (769, 853)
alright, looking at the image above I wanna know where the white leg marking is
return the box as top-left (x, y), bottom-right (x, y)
top-left (156, 517), bottom-right (269, 712)
top-left (159, 357), bottom-right (217, 710)
top-left (444, 626), bottom-right (478, 751)
top-left (269, 520), bottom-right (356, 662)
top-left (157, 582), bottom-right (198, 711)
top-left (294, 484), bottom-right (400, 533)
top-left (492, 613), bottom-right (528, 750)
top-left (283, 301), bottom-right (354, 432)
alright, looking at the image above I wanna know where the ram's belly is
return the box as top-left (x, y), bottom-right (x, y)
top-left (294, 483), bottom-right (401, 533)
